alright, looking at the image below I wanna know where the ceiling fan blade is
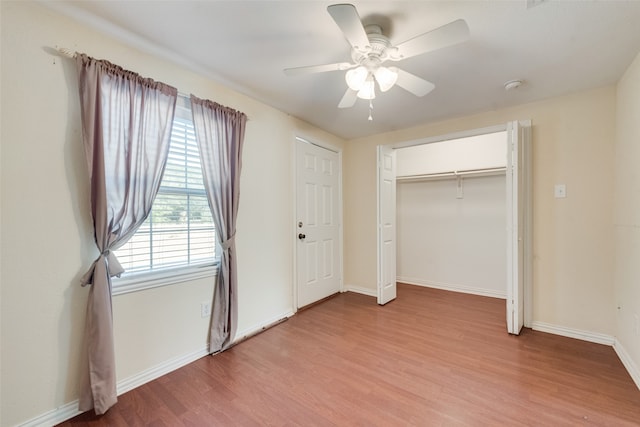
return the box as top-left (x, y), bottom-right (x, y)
top-left (393, 19), bottom-right (470, 60)
top-left (327, 4), bottom-right (370, 52)
top-left (338, 88), bottom-right (358, 108)
top-left (393, 68), bottom-right (435, 97)
top-left (284, 62), bottom-right (353, 76)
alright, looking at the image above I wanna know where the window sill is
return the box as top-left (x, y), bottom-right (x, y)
top-left (112, 263), bottom-right (218, 296)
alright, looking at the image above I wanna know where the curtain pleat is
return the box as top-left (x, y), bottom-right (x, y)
top-left (190, 95), bottom-right (247, 353)
top-left (75, 53), bottom-right (177, 414)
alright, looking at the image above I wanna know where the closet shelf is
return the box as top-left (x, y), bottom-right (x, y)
top-left (396, 166), bottom-right (507, 182)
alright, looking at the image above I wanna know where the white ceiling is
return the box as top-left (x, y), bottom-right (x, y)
top-left (50, 1), bottom-right (640, 140)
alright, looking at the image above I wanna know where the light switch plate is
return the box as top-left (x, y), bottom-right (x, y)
top-left (554, 184), bottom-right (567, 198)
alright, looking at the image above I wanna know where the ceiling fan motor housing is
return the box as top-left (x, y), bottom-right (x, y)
top-left (351, 24), bottom-right (397, 68)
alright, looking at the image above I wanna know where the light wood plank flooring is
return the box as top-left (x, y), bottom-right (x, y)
top-left (59, 284), bottom-right (640, 426)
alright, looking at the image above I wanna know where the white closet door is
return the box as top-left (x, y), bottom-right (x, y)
top-left (506, 121), bottom-right (526, 334)
top-left (377, 145), bottom-right (397, 305)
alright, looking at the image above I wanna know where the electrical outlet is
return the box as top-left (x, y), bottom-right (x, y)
top-left (201, 302), bottom-right (211, 318)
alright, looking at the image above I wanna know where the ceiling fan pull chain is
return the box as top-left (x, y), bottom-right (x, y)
top-left (368, 99), bottom-right (374, 121)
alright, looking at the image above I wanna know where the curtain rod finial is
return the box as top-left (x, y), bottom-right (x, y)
top-left (57, 47), bottom-right (77, 59)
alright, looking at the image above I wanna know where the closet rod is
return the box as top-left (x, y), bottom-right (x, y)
top-left (396, 166), bottom-right (506, 182)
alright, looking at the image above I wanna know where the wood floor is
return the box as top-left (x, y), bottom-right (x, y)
top-left (59, 284), bottom-right (640, 426)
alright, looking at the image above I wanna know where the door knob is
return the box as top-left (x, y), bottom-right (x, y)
top-left (298, 233), bottom-right (306, 240)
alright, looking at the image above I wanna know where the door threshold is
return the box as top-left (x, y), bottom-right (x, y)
top-left (298, 292), bottom-right (340, 312)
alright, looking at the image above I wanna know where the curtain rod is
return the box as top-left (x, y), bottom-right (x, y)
top-left (57, 47), bottom-right (195, 100)
top-left (55, 47), bottom-right (249, 120)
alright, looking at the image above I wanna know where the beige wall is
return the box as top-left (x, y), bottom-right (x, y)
top-left (0, 2), bottom-right (343, 426)
top-left (614, 52), bottom-right (640, 381)
top-left (344, 86), bottom-right (616, 335)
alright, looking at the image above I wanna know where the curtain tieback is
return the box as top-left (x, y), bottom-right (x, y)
top-left (221, 234), bottom-right (236, 251)
top-left (80, 249), bottom-right (125, 286)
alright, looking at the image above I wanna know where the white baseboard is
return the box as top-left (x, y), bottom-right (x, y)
top-left (513, 322), bottom-right (640, 391)
top-left (18, 347), bottom-right (209, 427)
top-left (233, 309), bottom-right (295, 343)
top-left (18, 400), bottom-right (82, 427)
top-left (397, 277), bottom-right (507, 299)
top-left (344, 284), bottom-right (377, 297)
top-left (614, 339), bottom-right (640, 391)
top-left (117, 347), bottom-right (209, 395)
top-left (530, 321), bottom-right (615, 346)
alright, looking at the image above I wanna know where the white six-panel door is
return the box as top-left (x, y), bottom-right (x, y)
top-left (296, 139), bottom-right (341, 308)
top-left (377, 145), bottom-right (397, 305)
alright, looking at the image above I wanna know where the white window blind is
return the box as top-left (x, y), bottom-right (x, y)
top-left (114, 101), bottom-right (216, 276)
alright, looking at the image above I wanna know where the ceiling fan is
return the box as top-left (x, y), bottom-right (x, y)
top-left (284, 4), bottom-right (470, 112)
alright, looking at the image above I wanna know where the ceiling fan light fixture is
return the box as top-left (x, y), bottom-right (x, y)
top-left (374, 66), bottom-right (398, 92)
top-left (357, 75), bottom-right (376, 100)
top-left (345, 66), bottom-right (368, 91)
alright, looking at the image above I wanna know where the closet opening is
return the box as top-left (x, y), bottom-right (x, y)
top-left (377, 122), bottom-right (531, 334)
top-left (396, 131), bottom-right (508, 300)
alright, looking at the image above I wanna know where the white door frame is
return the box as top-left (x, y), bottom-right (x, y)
top-left (377, 122), bottom-right (533, 328)
top-left (292, 135), bottom-right (344, 312)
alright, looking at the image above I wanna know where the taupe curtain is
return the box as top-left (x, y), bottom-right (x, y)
top-left (76, 54), bottom-right (177, 414)
top-left (190, 95), bottom-right (247, 353)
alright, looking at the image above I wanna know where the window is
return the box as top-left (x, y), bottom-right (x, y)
top-left (113, 98), bottom-right (216, 293)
